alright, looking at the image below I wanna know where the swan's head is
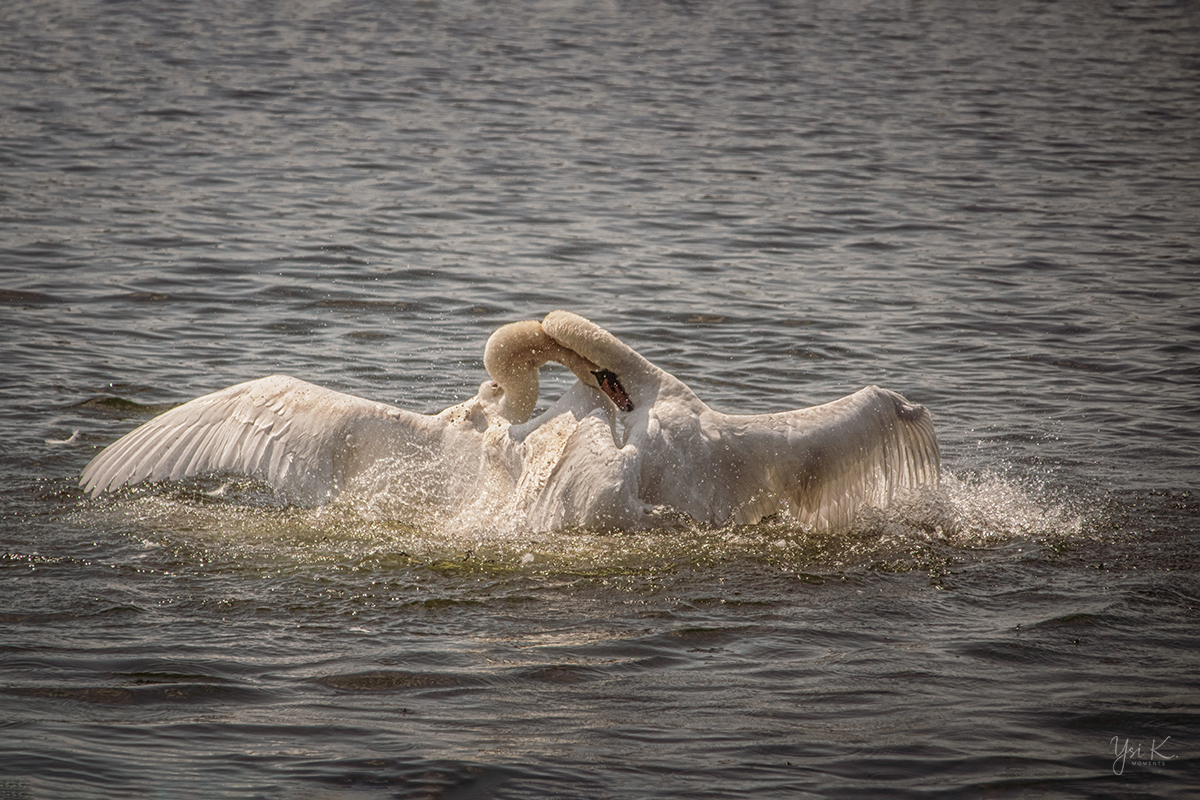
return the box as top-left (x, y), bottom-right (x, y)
top-left (542, 310), bottom-right (659, 407)
top-left (484, 319), bottom-right (635, 423)
top-left (590, 368), bottom-right (634, 412)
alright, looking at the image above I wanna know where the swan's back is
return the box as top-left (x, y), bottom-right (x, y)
top-left (80, 375), bottom-right (436, 503)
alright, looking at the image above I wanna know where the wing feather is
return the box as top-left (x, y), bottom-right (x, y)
top-left (80, 374), bottom-right (437, 503)
top-left (780, 385), bottom-right (939, 528)
top-left (709, 385), bottom-right (939, 529)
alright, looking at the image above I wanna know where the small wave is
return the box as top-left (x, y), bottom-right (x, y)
top-left (0, 288), bottom-right (62, 305)
top-left (69, 396), bottom-right (177, 418)
top-left (45, 429), bottom-right (81, 446)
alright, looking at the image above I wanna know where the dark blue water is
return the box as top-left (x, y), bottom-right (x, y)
top-left (2, 0), bottom-right (1198, 797)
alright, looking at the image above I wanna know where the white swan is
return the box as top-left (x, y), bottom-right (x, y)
top-left (80, 311), bottom-right (939, 532)
top-left (519, 311), bottom-right (940, 531)
top-left (79, 319), bottom-right (632, 509)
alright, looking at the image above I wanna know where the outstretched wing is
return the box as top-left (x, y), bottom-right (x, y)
top-left (716, 385), bottom-right (940, 528)
top-left (80, 374), bottom-right (440, 504)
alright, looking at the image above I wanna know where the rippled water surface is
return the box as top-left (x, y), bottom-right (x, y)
top-left (2, 0), bottom-right (1198, 797)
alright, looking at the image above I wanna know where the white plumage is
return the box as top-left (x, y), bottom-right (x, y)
top-left (528, 311), bottom-right (940, 530)
top-left (80, 374), bottom-right (448, 504)
top-left (81, 312), bottom-right (939, 531)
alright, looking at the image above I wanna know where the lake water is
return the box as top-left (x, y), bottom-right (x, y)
top-left (2, 0), bottom-right (1198, 797)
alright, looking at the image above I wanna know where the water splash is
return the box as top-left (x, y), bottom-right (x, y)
top-left (74, 464), bottom-right (1092, 580)
top-left (927, 470), bottom-right (1087, 543)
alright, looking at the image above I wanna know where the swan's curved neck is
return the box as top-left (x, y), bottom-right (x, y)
top-left (484, 321), bottom-right (603, 423)
top-left (541, 310), bottom-right (664, 408)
